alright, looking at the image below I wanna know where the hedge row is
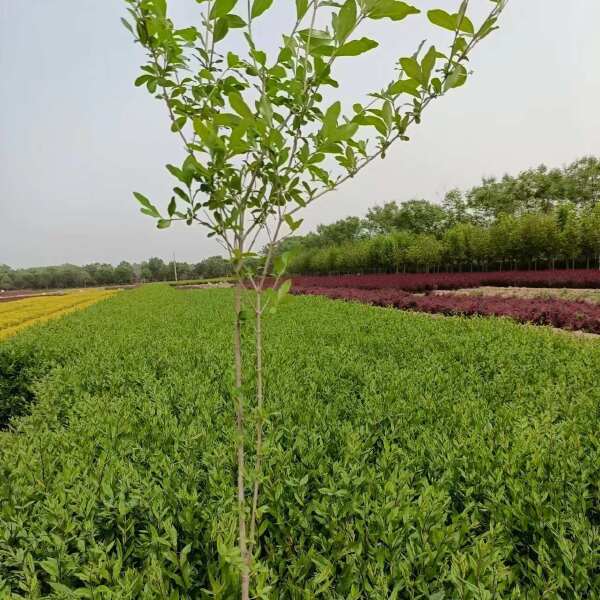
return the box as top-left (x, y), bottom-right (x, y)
top-left (290, 268), bottom-right (600, 292)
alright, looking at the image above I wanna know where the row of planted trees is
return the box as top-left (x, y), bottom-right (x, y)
top-left (289, 203), bottom-right (600, 274)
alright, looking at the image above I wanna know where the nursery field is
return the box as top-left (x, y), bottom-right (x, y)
top-left (0, 289), bottom-right (118, 341)
top-left (1, 285), bottom-right (599, 598)
top-left (290, 270), bottom-right (600, 335)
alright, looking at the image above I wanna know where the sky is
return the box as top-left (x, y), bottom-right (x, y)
top-left (1, 0), bottom-right (599, 269)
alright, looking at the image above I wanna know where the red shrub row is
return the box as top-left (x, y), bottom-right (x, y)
top-left (293, 287), bottom-right (600, 334)
top-left (290, 269), bottom-right (600, 292)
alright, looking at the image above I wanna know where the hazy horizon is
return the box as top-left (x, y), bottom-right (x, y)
top-left (2, 1), bottom-right (599, 269)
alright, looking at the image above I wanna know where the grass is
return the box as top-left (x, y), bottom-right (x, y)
top-left (0, 285), bottom-right (599, 597)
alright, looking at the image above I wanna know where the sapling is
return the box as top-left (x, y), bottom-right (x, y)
top-left (123, 0), bottom-right (507, 595)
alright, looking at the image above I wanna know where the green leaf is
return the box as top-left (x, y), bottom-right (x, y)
top-left (353, 115), bottom-right (387, 135)
top-left (388, 78), bottom-right (420, 97)
top-left (134, 75), bottom-right (151, 87)
top-left (227, 52), bottom-right (241, 67)
top-left (444, 63), bottom-right (468, 90)
top-left (367, 0), bottom-right (419, 21)
top-left (427, 9), bottom-right (454, 30)
top-left (213, 18), bottom-right (229, 42)
top-left (427, 9), bottom-right (474, 34)
top-left (323, 101), bottom-right (341, 134)
top-left (133, 192), bottom-right (161, 218)
top-left (284, 213), bottom-right (303, 232)
top-left (298, 28), bottom-right (331, 43)
top-left (121, 18), bottom-right (134, 34)
top-left (478, 15), bottom-right (500, 39)
top-left (277, 279), bottom-right (292, 302)
top-left (214, 113), bottom-right (242, 128)
top-left (251, 49), bottom-right (267, 65)
top-left (382, 101), bottom-right (394, 128)
top-left (168, 197), bottom-right (177, 217)
top-left (176, 27), bottom-right (198, 42)
top-left (399, 57), bottom-right (421, 82)
top-left (259, 97), bottom-right (273, 125)
top-left (157, 219), bottom-right (172, 229)
top-left (170, 116), bottom-right (187, 133)
top-left (251, 0), bottom-right (273, 18)
top-left (210, 0), bottom-right (237, 19)
top-left (228, 92), bottom-right (254, 120)
top-left (421, 45), bottom-right (437, 86)
top-left (335, 0), bottom-right (357, 42)
top-left (193, 119), bottom-right (222, 151)
top-left (330, 122), bottom-right (358, 142)
top-left (154, 0), bottom-right (167, 18)
top-left (183, 154), bottom-right (205, 178)
top-left (296, 0), bottom-right (309, 20)
top-left (227, 14), bottom-right (246, 28)
top-left (335, 37), bottom-right (378, 57)
top-left (40, 559), bottom-right (60, 579)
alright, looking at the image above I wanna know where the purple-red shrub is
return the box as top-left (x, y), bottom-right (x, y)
top-left (291, 286), bottom-right (411, 307)
top-left (290, 269), bottom-right (600, 293)
top-left (293, 286), bottom-right (600, 334)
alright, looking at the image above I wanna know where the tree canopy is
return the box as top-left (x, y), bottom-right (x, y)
top-left (281, 156), bottom-right (600, 274)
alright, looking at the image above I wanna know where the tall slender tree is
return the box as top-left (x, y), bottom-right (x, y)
top-left (123, 0), bottom-right (508, 595)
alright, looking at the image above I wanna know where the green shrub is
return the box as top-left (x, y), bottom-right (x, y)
top-left (1, 286), bottom-right (599, 597)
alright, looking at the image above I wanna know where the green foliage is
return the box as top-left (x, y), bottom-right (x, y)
top-left (465, 156), bottom-right (600, 221)
top-left (274, 154), bottom-right (600, 274)
top-left (0, 342), bottom-right (50, 429)
top-left (122, 0), bottom-right (506, 264)
top-left (285, 202), bottom-right (600, 274)
top-left (365, 199), bottom-right (449, 236)
top-left (1, 286), bottom-right (600, 597)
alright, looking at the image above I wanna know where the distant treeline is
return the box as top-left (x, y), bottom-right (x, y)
top-left (0, 256), bottom-right (232, 291)
top-left (4, 156), bottom-right (599, 288)
top-left (282, 156), bottom-right (600, 274)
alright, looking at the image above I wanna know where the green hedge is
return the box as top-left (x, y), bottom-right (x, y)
top-left (1, 286), bottom-right (599, 598)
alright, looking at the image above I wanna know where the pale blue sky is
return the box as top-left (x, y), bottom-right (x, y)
top-left (1, 1), bottom-right (599, 268)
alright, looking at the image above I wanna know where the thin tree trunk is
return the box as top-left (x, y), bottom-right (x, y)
top-left (249, 289), bottom-right (264, 553)
top-left (234, 282), bottom-right (250, 600)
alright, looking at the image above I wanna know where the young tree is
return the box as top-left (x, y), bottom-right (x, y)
top-left (581, 203), bottom-right (600, 269)
top-left (557, 204), bottom-right (582, 269)
top-left (406, 233), bottom-right (443, 272)
top-left (123, 0), bottom-right (507, 595)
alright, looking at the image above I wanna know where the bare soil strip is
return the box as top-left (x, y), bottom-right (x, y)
top-left (434, 286), bottom-right (600, 304)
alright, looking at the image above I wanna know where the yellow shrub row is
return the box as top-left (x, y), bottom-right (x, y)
top-left (0, 290), bottom-right (118, 341)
